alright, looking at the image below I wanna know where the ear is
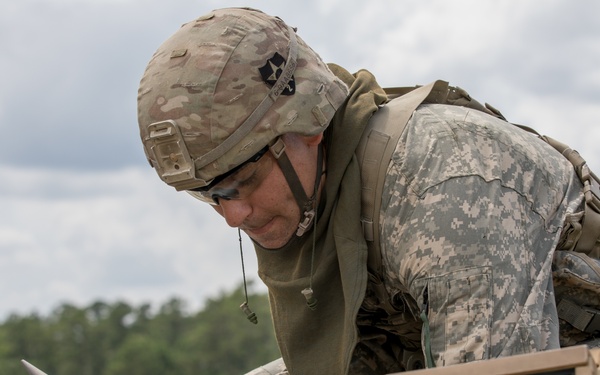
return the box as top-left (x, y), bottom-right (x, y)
top-left (282, 132), bottom-right (324, 148)
top-left (303, 132), bottom-right (324, 147)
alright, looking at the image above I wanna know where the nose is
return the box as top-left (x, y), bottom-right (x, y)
top-left (217, 199), bottom-right (252, 228)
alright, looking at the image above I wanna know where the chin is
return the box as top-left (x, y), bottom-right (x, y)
top-left (244, 216), bottom-right (299, 249)
top-left (254, 237), bottom-right (290, 250)
top-left (250, 230), bottom-right (296, 250)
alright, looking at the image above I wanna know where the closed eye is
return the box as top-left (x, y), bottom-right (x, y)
top-left (211, 188), bottom-right (240, 203)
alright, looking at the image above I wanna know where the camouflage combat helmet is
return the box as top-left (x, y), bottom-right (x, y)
top-left (137, 7), bottom-right (349, 192)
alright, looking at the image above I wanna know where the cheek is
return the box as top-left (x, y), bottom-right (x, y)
top-left (252, 182), bottom-right (286, 210)
top-left (258, 166), bottom-right (295, 206)
top-left (247, 167), bottom-right (299, 219)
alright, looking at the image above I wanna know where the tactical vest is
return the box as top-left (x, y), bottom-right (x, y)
top-left (355, 80), bottom-right (600, 352)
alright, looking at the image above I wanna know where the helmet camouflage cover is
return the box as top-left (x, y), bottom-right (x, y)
top-left (137, 7), bottom-right (349, 190)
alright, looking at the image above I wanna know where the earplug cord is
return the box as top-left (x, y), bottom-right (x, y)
top-left (238, 228), bottom-right (258, 324)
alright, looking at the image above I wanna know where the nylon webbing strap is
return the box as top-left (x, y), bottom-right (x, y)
top-left (558, 299), bottom-right (600, 333)
top-left (271, 140), bottom-right (309, 208)
top-left (541, 135), bottom-right (600, 256)
top-left (357, 81), bottom-right (442, 268)
top-left (270, 137), bottom-right (324, 237)
top-left (356, 81), bottom-right (447, 318)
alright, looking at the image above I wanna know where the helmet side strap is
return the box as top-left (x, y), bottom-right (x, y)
top-left (269, 138), bottom-right (322, 237)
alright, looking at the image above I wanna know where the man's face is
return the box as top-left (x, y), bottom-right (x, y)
top-left (212, 133), bottom-right (323, 249)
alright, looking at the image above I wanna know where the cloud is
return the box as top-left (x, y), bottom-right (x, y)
top-left (0, 165), bottom-right (260, 317)
top-left (0, 0), bottom-right (206, 170)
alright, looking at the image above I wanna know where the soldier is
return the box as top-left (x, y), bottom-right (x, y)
top-left (137, 7), bottom-right (600, 375)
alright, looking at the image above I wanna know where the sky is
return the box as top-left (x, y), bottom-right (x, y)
top-left (1, 0), bottom-right (599, 320)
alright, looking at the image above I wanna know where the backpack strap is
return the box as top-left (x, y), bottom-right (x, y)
top-left (356, 80), bottom-right (446, 314)
top-left (536, 135), bottom-right (600, 256)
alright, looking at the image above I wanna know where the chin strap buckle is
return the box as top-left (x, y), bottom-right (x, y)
top-left (296, 209), bottom-right (315, 237)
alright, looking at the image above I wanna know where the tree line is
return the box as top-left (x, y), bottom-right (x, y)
top-left (0, 284), bottom-right (280, 375)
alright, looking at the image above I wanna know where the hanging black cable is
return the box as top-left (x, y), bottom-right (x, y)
top-left (238, 228), bottom-right (258, 324)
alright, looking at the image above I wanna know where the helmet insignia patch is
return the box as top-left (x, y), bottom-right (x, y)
top-left (258, 52), bottom-right (295, 96)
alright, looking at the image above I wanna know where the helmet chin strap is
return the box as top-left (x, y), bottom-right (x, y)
top-left (269, 138), bottom-right (324, 237)
top-left (269, 137), bottom-right (322, 311)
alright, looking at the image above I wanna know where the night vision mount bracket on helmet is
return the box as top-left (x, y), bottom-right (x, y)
top-left (144, 119), bottom-right (199, 190)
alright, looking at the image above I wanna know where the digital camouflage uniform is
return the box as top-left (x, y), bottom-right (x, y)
top-left (379, 103), bottom-right (585, 367)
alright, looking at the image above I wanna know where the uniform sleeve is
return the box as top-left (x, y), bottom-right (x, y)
top-left (380, 104), bottom-right (584, 367)
top-left (398, 176), bottom-right (560, 366)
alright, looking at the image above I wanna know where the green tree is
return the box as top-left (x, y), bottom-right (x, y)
top-left (84, 301), bottom-right (134, 374)
top-left (0, 285), bottom-right (279, 374)
top-left (50, 303), bottom-right (96, 375)
top-left (128, 303), bottom-right (153, 336)
top-left (103, 334), bottom-right (180, 375)
top-left (48, 301), bottom-right (133, 375)
top-left (147, 297), bottom-right (189, 346)
top-left (178, 284), bottom-right (280, 374)
top-left (0, 312), bottom-right (54, 374)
